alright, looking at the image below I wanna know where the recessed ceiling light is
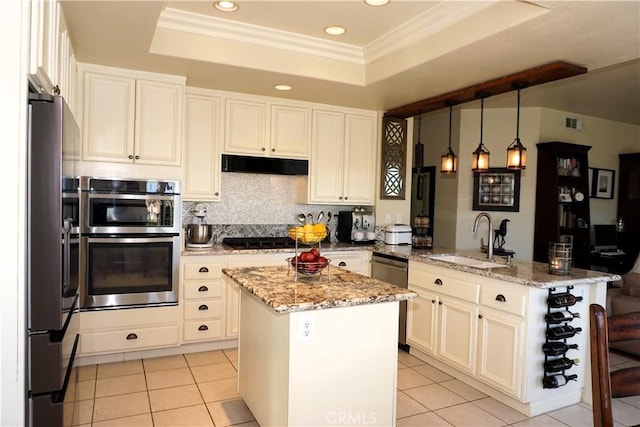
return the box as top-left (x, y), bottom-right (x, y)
top-left (364, 0), bottom-right (390, 6)
top-left (274, 84), bottom-right (292, 91)
top-left (213, 1), bottom-right (239, 12)
top-left (324, 26), bottom-right (346, 36)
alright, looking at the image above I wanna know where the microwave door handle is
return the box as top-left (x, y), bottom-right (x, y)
top-left (62, 218), bottom-right (72, 290)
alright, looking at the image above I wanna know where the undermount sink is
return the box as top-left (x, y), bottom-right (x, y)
top-left (421, 254), bottom-right (508, 269)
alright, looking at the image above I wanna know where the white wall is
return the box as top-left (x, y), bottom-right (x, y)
top-left (1, 1), bottom-right (29, 425)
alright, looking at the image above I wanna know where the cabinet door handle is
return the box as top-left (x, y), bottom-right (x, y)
top-left (134, 155), bottom-right (140, 160)
top-left (198, 304), bottom-right (208, 311)
top-left (215, 192), bottom-right (219, 196)
top-left (271, 148), bottom-right (275, 152)
top-left (438, 301), bottom-right (443, 305)
top-left (199, 267), bottom-right (209, 273)
top-left (434, 278), bottom-right (443, 285)
top-left (339, 262), bottom-right (347, 267)
top-left (478, 314), bottom-right (483, 319)
top-left (339, 196), bottom-right (343, 200)
top-left (495, 294), bottom-right (506, 302)
top-left (431, 299), bottom-right (436, 304)
top-left (261, 147), bottom-right (266, 151)
top-left (126, 333), bottom-right (138, 340)
top-left (128, 155), bottom-right (133, 159)
top-left (198, 285), bottom-right (209, 292)
top-left (344, 197), bottom-right (348, 200)
top-left (198, 325), bottom-right (208, 331)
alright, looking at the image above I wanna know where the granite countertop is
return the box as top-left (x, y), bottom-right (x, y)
top-left (182, 240), bottom-right (373, 256)
top-left (372, 244), bottom-right (621, 288)
top-left (222, 266), bottom-right (417, 313)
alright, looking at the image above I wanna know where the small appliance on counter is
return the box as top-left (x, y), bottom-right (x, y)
top-left (336, 208), bottom-right (376, 243)
top-left (185, 203), bottom-right (214, 250)
top-left (384, 224), bottom-right (412, 245)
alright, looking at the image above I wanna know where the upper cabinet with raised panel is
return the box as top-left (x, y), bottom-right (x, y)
top-left (223, 96), bottom-right (309, 159)
top-left (79, 63), bottom-right (185, 166)
top-left (298, 108), bottom-right (377, 205)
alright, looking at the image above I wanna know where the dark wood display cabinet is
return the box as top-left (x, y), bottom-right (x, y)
top-left (534, 142), bottom-right (592, 269)
top-left (617, 153), bottom-right (640, 273)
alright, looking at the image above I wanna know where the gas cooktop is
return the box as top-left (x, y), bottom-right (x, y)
top-left (222, 237), bottom-right (297, 250)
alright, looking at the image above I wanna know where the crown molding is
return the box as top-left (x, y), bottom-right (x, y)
top-left (157, 8), bottom-right (365, 65)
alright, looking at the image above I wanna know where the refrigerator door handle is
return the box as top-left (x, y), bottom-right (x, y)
top-left (62, 218), bottom-right (72, 292)
top-left (51, 334), bottom-right (79, 404)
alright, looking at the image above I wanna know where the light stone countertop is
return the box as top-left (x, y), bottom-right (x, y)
top-left (222, 266), bottom-right (417, 313)
top-left (181, 240), bottom-right (372, 256)
top-left (372, 244), bottom-right (621, 288)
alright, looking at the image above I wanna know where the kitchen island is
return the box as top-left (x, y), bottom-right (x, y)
top-left (222, 265), bottom-right (417, 427)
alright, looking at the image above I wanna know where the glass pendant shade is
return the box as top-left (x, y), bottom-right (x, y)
top-left (507, 138), bottom-right (527, 169)
top-left (471, 95), bottom-right (490, 172)
top-left (440, 103), bottom-right (457, 173)
top-left (506, 85), bottom-right (527, 169)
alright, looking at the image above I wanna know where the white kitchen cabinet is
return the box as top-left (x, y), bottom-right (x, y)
top-left (406, 286), bottom-right (438, 355)
top-left (28, 0), bottom-right (58, 95)
top-left (323, 250), bottom-right (371, 276)
top-left (438, 295), bottom-right (478, 375)
top-left (183, 91), bottom-right (222, 201)
top-left (80, 64), bottom-right (185, 166)
top-left (181, 257), bottom-right (225, 343)
top-left (300, 109), bottom-right (377, 205)
top-left (225, 281), bottom-right (240, 338)
top-left (78, 306), bottom-right (180, 356)
top-left (224, 98), bottom-right (309, 159)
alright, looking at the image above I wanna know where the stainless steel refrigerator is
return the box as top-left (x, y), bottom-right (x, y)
top-left (26, 94), bottom-right (80, 427)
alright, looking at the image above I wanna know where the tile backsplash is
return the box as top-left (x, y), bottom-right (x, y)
top-left (182, 172), bottom-right (357, 241)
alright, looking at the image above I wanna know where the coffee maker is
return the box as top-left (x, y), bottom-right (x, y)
top-left (336, 208), bottom-right (376, 243)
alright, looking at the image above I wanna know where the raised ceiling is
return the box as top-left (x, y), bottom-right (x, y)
top-left (61, 1), bottom-right (640, 125)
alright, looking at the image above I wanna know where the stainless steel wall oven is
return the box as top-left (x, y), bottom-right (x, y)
top-left (79, 177), bottom-right (181, 310)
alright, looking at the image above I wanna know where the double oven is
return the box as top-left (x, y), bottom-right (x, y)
top-left (79, 177), bottom-right (181, 310)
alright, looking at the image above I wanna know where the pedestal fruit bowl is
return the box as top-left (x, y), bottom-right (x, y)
top-left (289, 223), bottom-right (327, 245)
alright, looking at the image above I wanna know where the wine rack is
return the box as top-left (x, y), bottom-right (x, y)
top-left (542, 286), bottom-right (582, 389)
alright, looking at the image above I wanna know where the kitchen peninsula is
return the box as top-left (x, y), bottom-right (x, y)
top-left (222, 266), bottom-right (417, 427)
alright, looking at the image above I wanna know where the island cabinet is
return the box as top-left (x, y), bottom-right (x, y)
top-left (298, 109), bottom-right (377, 206)
top-left (78, 63), bottom-right (185, 166)
top-left (183, 89), bottom-right (222, 201)
top-left (223, 97), bottom-right (309, 159)
top-left (406, 260), bottom-right (604, 416)
top-left (223, 266), bottom-right (416, 427)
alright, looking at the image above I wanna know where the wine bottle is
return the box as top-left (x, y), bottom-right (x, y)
top-left (542, 374), bottom-right (578, 389)
top-left (547, 293), bottom-right (583, 308)
top-left (542, 342), bottom-right (579, 356)
top-left (544, 357), bottom-right (580, 373)
top-left (544, 311), bottom-right (580, 324)
top-left (546, 325), bottom-right (582, 340)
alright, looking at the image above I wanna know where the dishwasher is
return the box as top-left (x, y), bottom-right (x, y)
top-left (371, 252), bottom-right (410, 350)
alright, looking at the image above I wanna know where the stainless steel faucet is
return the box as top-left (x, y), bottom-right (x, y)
top-left (473, 212), bottom-right (494, 261)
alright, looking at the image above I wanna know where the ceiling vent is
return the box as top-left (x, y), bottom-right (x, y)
top-left (565, 117), bottom-right (583, 130)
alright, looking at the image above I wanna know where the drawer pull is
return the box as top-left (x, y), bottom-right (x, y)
top-left (198, 304), bottom-right (209, 311)
top-left (339, 262), bottom-right (347, 267)
top-left (198, 285), bottom-right (209, 292)
top-left (126, 333), bottom-right (138, 340)
top-left (198, 325), bottom-right (208, 331)
top-left (495, 294), bottom-right (506, 302)
top-left (199, 267), bottom-right (209, 273)
top-left (434, 278), bottom-right (443, 285)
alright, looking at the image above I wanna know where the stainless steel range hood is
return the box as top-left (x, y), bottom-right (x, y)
top-left (221, 154), bottom-right (308, 175)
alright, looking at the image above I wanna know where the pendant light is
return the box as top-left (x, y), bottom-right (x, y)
top-left (506, 82), bottom-right (528, 169)
top-left (471, 92), bottom-right (490, 172)
top-left (440, 101), bottom-right (457, 174)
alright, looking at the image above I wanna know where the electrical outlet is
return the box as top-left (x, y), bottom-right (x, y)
top-left (300, 316), bottom-right (314, 341)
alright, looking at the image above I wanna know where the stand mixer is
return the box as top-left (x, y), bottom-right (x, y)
top-left (185, 203), bottom-right (214, 249)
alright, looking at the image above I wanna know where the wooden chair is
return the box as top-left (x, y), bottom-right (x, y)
top-left (589, 304), bottom-right (640, 427)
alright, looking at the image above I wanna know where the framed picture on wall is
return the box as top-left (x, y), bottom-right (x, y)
top-left (589, 168), bottom-right (615, 199)
top-left (472, 168), bottom-right (521, 212)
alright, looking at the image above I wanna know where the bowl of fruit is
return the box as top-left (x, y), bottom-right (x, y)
top-left (289, 223), bottom-right (327, 245)
top-left (287, 248), bottom-right (330, 278)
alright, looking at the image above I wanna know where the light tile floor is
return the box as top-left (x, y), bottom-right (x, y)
top-left (72, 348), bottom-right (640, 426)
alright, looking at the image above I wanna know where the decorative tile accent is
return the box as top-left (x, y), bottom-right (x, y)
top-left (182, 173), bottom-right (361, 242)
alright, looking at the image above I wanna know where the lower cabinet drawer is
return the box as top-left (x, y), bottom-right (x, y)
top-left (183, 320), bottom-right (223, 342)
top-left (80, 325), bottom-right (179, 355)
top-left (184, 300), bottom-right (222, 320)
top-left (480, 285), bottom-right (528, 317)
top-left (184, 281), bottom-right (222, 299)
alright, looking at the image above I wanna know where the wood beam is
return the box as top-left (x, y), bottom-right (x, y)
top-left (384, 61), bottom-right (587, 119)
